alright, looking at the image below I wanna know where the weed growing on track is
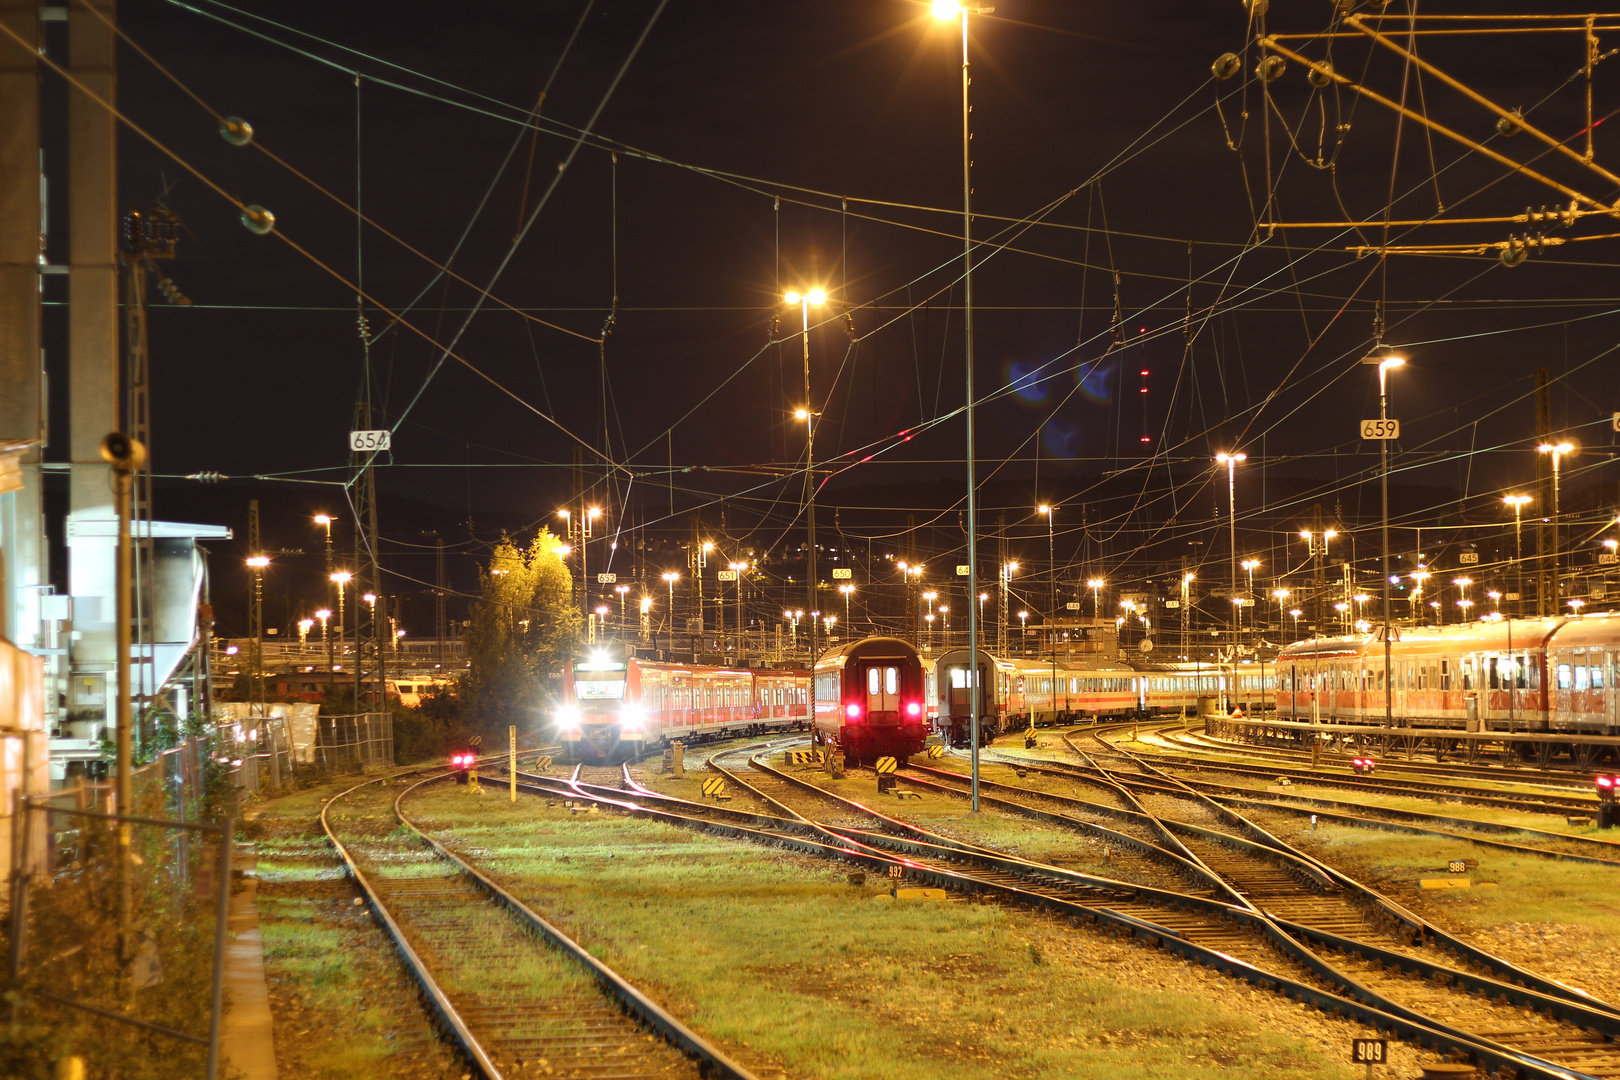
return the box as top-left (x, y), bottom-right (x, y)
top-left (409, 786), bottom-right (1370, 1080)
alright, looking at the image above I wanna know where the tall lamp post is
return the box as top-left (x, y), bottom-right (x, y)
top-left (1088, 578), bottom-right (1104, 620)
top-left (1240, 558), bottom-right (1260, 646)
top-left (1037, 504), bottom-right (1055, 622)
top-left (1215, 451), bottom-right (1245, 712)
top-left (934, 0), bottom-right (990, 812)
top-left (330, 570), bottom-right (352, 667)
top-left (1537, 441), bottom-right (1573, 615)
top-left (1504, 494), bottom-right (1532, 617)
top-left (661, 571), bottom-right (679, 646)
top-left (786, 287), bottom-right (827, 654)
top-left (1362, 353), bottom-right (1404, 728)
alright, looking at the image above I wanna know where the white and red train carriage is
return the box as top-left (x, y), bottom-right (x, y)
top-left (558, 644), bottom-right (810, 763)
top-left (1275, 612), bottom-right (1620, 734)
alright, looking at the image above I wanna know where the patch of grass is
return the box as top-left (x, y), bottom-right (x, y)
top-left (409, 787), bottom-right (1367, 1080)
top-left (1284, 818), bottom-right (1620, 933)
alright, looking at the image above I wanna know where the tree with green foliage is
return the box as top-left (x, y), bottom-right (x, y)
top-left (461, 529), bottom-right (580, 743)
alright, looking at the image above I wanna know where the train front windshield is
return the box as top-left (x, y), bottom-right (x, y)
top-left (575, 669), bottom-right (627, 701)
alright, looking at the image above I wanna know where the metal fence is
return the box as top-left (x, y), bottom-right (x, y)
top-left (313, 711), bottom-right (392, 772)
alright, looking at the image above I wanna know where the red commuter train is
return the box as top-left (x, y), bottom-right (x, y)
top-left (1275, 613), bottom-right (1620, 734)
top-left (557, 643), bottom-right (811, 763)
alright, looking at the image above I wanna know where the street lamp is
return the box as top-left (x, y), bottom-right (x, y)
top-left (1361, 352), bottom-right (1404, 727)
top-left (1000, 562), bottom-right (1019, 654)
top-left (1487, 590), bottom-right (1502, 615)
top-left (1503, 495), bottom-right (1532, 616)
top-left (1087, 578), bottom-right (1105, 620)
top-left (934, 0), bottom-right (991, 812)
top-left (838, 583), bottom-right (855, 631)
top-left (1216, 451), bottom-right (1246, 710)
top-left (1288, 608), bottom-right (1302, 639)
top-left (1272, 588), bottom-right (1290, 641)
top-left (1538, 441), bottom-right (1574, 614)
top-left (1037, 504), bottom-right (1055, 622)
top-left (786, 287), bottom-right (827, 645)
top-left (661, 572), bottom-right (679, 640)
top-left (330, 570), bottom-right (352, 657)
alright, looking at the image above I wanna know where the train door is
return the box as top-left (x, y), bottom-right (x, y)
top-left (865, 664), bottom-right (901, 716)
top-left (1553, 650), bottom-right (1578, 730)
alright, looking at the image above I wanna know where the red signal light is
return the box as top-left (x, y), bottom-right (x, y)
top-left (906, 702), bottom-right (922, 717)
top-left (845, 703), bottom-right (862, 720)
top-left (1598, 776), bottom-right (1615, 789)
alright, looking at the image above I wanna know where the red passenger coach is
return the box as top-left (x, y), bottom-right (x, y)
top-left (812, 636), bottom-right (928, 764)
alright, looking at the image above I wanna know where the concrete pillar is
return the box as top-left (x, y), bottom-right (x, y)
top-left (65, 0), bottom-right (120, 738)
top-left (0, 1), bottom-right (43, 652)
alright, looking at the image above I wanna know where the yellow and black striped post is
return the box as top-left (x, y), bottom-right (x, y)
top-left (509, 726), bottom-right (517, 803)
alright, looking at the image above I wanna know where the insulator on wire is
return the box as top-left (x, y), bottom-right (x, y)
top-left (1496, 112), bottom-right (1522, 138)
top-left (1212, 53), bottom-right (1242, 80)
top-left (1243, 0), bottom-right (1268, 15)
top-left (1308, 62), bottom-right (1334, 88)
top-left (240, 205), bottom-right (276, 236)
top-left (1256, 55), bottom-right (1285, 83)
top-left (1499, 238), bottom-right (1528, 267)
top-left (220, 116), bottom-right (254, 147)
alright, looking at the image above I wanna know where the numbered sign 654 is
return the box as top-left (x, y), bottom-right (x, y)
top-left (1360, 419), bottom-right (1400, 440)
top-left (350, 429), bottom-right (392, 452)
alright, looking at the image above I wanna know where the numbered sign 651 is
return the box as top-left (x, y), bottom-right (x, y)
top-left (1360, 419), bottom-right (1400, 440)
top-left (350, 429), bottom-right (392, 452)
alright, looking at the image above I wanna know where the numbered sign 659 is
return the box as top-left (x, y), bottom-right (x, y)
top-left (350, 429), bottom-right (392, 452)
top-left (1360, 419), bottom-right (1400, 440)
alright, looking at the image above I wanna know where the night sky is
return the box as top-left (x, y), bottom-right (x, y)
top-left (46, 0), bottom-right (1620, 628)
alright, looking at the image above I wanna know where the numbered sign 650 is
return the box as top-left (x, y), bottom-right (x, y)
top-left (349, 429), bottom-right (392, 452)
top-left (1360, 419), bottom-right (1400, 440)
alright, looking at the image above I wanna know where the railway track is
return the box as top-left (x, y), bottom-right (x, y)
top-left (1009, 734), bottom-right (1620, 866)
top-left (321, 768), bottom-right (758, 1080)
top-left (513, 751), bottom-right (1620, 1080)
top-left (1168, 724), bottom-right (1608, 795)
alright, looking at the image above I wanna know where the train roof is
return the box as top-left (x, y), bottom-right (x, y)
top-left (813, 635), bottom-right (921, 672)
top-left (1272, 615), bottom-right (1601, 662)
top-left (931, 646), bottom-right (1136, 676)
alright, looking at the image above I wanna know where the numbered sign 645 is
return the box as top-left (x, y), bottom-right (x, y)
top-left (1360, 419), bottom-right (1400, 440)
top-left (350, 429), bottom-right (392, 452)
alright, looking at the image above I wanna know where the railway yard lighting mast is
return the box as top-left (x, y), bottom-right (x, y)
top-left (933, 0), bottom-right (990, 811)
top-left (1362, 352), bottom-right (1404, 728)
top-left (1241, 559), bottom-right (1260, 645)
top-left (1504, 495), bottom-right (1532, 616)
top-left (786, 287), bottom-right (826, 660)
top-left (1088, 578), bottom-right (1105, 620)
top-left (1216, 452), bottom-right (1245, 711)
top-left (330, 571), bottom-right (353, 663)
top-left (661, 572), bottom-right (679, 643)
top-left (1037, 504), bottom-right (1055, 623)
top-left (1538, 442), bottom-right (1574, 612)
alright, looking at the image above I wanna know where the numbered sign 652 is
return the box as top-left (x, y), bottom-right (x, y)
top-left (350, 429), bottom-right (392, 452)
top-left (1360, 418), bottom-right (1400, 440)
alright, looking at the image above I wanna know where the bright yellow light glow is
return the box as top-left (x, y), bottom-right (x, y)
top-left (702, 541), bottom-right (714, 552)
top-left (1037, 504), bottom-right (1050, 514)
top-left (1380, 356), bottom-right (1406, 370)
top-left (784, 290), bottom-right (801, 304)
top-left (807, 288), bottom-right (826, 305)
top-left (587, 507), bottom-right (601, 518)
top-left (329, 570), bottom-right (351, 584)
top-left (313, 514), bottom-right (331, 526)
top-left (1538, 441), bottom-right (1574, 454)
top-left (315, 608), bottom-right (331, 620)
top-left (661, 571), bottom-right (679, 582)
top-left (246, 556), bottom-right (269, 568)
top-left (1088, 578), bottom-right (1105, 588)
top-left (1323, 529), bottom-right (1338, 540)
top-left (1216, 451), bottom-right (1247, 464)
top-left (932, 0), bottom-right (962, 19)
top-left (1504, 494), bottom-right (1532, 507)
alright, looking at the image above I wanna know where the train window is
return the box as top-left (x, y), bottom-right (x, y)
top-left (575, 671), bottom-right (627, 700)
top-left (1488, 657), bottom-right (1500, 690)
top-left (886, 667), bottom-right (899, 695)
top-left (1462, 659), bottom-right (1474, 691)
top-left (1440, 660), bottom-right (1451, 692)
top-left (1593, 666), bottom-right (1606, 690)
top-left (1574, 666), bottom-right (1588, 691)
top-left (951, 669), bottom-right (967, 689)
top-left (868, 667), bottom-right (881, 695)
top-left (1558, 664), bottom-right (1573, 691)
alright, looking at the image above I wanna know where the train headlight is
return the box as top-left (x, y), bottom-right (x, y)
top-left (620, 706), bottom-right (644, 737)
top-left (557, 705), bottom-right (582, 739)
top-left (845, 703), bottom-right (862, 721)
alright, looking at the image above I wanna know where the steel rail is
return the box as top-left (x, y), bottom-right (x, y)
top-left (393, 773), bottom-right (761, 1080)
top-left (320, 774), bottom-right (503, 1080)
top-left (507, 760), bottom-right (1589, 1080)
top-left (1082, 732), bottom-right (1620, 1020)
